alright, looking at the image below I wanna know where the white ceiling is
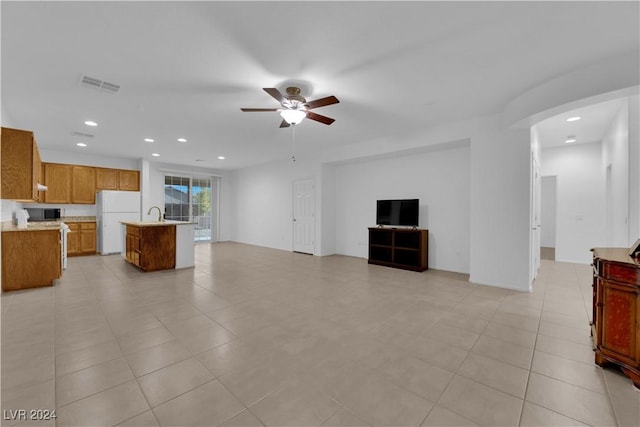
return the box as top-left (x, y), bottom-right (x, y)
top-left (2, 1), bottom-right (638, 170)
top-left (536, 98), bottom-right (626, 149)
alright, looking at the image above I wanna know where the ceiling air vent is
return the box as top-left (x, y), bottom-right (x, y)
top-left (80, 75), bottom-right (120, 94)
top-left (71, 131), bottom-right (94, 138)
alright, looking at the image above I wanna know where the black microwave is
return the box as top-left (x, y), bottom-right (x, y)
top-left (26, 208), bottom-right (61, 222)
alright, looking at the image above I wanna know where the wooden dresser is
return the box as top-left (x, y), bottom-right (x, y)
top-left (591, 247), bottom-right (640, 388)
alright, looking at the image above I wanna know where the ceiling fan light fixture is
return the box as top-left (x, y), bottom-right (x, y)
top-left (280, 109), bottom-right (306, 125)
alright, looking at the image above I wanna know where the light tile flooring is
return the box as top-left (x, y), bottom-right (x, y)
top-left (2, 242), bottom-right (639, 427)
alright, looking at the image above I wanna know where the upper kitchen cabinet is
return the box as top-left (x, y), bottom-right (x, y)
top-left (43, 164), bottom-right (96, 204)
top-left (118, 169), bottom-right (140, 191)
top-left (96, 168), bottom-right (118, 190)
top-left (43, 163), bottom-right (72, 203)
top-left (72, 166), bottom-right (96, 204)
top-left (41, 162), bottom-right (140, 204)
top-left (1, 127), bottom-right (43, 202)
top-left (96, 167), bottom-right (140, 191)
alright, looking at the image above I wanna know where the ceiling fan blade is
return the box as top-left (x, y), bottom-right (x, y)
top-left (240, 108), bottom-right (279, 112)
top-left (279, 119), bottom-right (290, 128)
top-left (263, 88), bottom-right (285, 103)
top-left (304, 96), bottom-right (339, 110)
top-left (306, 111), bottom-right (335, 125)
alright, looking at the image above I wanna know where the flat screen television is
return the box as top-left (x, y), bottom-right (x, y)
top-left (376, 199), bottom-right (419, 227)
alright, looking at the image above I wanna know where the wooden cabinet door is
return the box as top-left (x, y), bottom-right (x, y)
top-left (71, 166), bottom-right (96, 204)
top-left (127, 233), bottom-right (141, 267)
top-left (1, 127), bottom-right (37, 201)
top-left (118, 170), bottom-right (140, 191)
top-left (43, 163), bottom-right (72, 203)
top-left (600, 280), bottom-right (639, 366)
top-left (80, 223), bottom-right (97, 253)
top-left (67, 223), bottom-right (80, 255)
top-left (2, 229), bottom-right (61, 291)
top-left (96, 168), bottom-right (118, 190)
top-left (126, 226), bottom-right (141, 267)
top-left (32, 142), bottom-right (42, 201)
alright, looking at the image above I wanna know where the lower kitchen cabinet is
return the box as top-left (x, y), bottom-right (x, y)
top-left (67, 222), bottom-right (97, 256)
top-left (2, 229), bottom-right (61, 291)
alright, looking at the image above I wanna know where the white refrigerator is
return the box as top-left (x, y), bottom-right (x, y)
top-left (97, 190), bottom-right (141, 255)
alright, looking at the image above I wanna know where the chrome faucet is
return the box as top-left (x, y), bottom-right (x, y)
top-left (148, 206), bottom-right (163, 222)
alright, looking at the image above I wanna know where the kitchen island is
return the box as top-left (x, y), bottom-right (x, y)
top-left (120, 220), bottom-right (195, 272)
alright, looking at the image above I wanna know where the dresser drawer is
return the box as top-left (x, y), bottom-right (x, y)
top-left (602, 262), bottom-right (640, 285)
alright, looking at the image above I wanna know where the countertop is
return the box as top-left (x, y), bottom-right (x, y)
top-left (120, 220), bottom-right (195, 227)
top-left (1, 217), bottom-right (96, 232)
top-left (2, 221), bottom-right (64, 232)
top-left (592, 247), bottom-right (640, 266)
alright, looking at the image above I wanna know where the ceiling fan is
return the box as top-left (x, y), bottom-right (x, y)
top-left (241, 87), bottom-right (339, 128)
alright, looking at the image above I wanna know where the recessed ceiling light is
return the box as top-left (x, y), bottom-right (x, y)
top-left (177, 138), bottom-right (187, 143)
top-left (566, 116), bottom-right (581, 122)
top-left (144, 138), bottom-right (154, 143)
top-left (152, 153), bottom-right (160, 157)
top-left (84, 120), bottom-right (98, 127)
top-left (76, 142), bottom-right (87, 147)
top-left (217, 156), bottom-right (225, 160)
top-left (565, 136), bottom-right (576, 143)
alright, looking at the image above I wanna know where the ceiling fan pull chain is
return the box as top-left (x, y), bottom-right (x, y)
top-left (291, 125), bottom-right (296, 163)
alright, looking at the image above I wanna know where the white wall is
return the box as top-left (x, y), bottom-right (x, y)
top-left (470, 121), bottom-right (531, 290)
top-left (333, 143), bottom-right (471, 273)
top-left (628, 95), bottom-right (640, 243)
top-left (541, 142), bottom-right (605, 264)
top-left (320, 163), bottom-right (336, 256)
top-left (232, 159), bottom-right (296, 251)
top-left (230, 158), bottom-right (322, 252)
top-left (1, 201), bottom-right (17, 222)
top-left (601, 101), bottom-right (630, 246)
top-left (39, 149), bottom-right (138, 170)
top-left (540, 176), bottom-right (557, 248)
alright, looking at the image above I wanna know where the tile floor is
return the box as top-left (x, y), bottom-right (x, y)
top-left (2, 242), bottom-right (639, 426)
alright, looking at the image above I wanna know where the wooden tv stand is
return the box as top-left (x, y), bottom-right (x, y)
top-left (368, 227), bottom-right (428, 272)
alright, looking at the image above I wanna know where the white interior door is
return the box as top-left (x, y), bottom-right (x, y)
top-left (293, 178), bottom-right (315, 254)
top-left (530, 156), bottom-right (542, 282)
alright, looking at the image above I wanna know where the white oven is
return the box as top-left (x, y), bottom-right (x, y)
top-left (60, 223), bottom-right (69, 270)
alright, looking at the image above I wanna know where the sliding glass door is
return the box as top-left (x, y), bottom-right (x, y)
top-left (191, 178), bottom-right (212, 242)
top-left (164, 175), bottom-right (213, 242)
